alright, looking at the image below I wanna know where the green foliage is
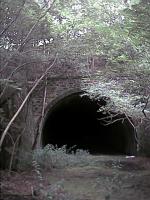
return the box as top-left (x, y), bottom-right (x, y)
top-left (19, 145), bottom-right (91, 199)
top-left (19, 144), bottom-right (90, 170)
top-left (0, 0), bottom-right (149, 119)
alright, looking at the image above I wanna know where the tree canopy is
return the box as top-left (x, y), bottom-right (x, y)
top-left (0, 0), bottom-right (150, 120)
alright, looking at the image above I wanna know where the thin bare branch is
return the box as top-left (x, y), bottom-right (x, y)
top-left (124, 113), bottom-right (139, 144)
top-left (0, 54), bottom-right (58, 151)
top-left (32, 75), bottom-right (47, 149)
top-left (98, 112), bottom-right (121, 121)
top-left (102, 117), bottom-right (125, 126)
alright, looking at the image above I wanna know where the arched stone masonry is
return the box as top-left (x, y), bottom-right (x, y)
top-left (40, 90), bottom-right (137, 155)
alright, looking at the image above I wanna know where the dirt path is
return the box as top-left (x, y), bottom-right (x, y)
top-left (1, 155), bottom-right (150, 200)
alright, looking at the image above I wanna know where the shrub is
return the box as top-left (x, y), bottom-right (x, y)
top-left (33, 144), bottom-right (90, 169)
top-left (18, 144), bottom-right (90, 170)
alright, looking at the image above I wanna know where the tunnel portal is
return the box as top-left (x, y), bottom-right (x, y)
top-left (42, 92), bottom-right (137, 155)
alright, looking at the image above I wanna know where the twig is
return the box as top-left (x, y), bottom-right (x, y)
top-left (98, 113), bottom-right (121, 121)
top-left (124, 113), bottom-right (139, 144)
top-left (102, 117), bottom-right (125, 126)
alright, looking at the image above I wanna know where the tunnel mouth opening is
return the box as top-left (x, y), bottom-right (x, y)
top-left (42, 92), bottom-right (137, 155)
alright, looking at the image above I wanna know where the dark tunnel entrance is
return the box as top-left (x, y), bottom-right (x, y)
top-left (42, 92), bottom-right (137, 155)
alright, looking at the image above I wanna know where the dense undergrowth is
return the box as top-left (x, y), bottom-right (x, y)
top-left (18, 145), bottom-right (91, 200)
top-left (19, 144), bottom-right (90, 170)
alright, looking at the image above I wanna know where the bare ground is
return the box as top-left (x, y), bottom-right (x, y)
top-left (1, 155), bottom-right (150, 200)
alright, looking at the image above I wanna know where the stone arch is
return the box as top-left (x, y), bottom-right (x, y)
top-left (41, 89), bottom-right (137, 155)
top-left (43, 88), bottom-right (82, 122)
